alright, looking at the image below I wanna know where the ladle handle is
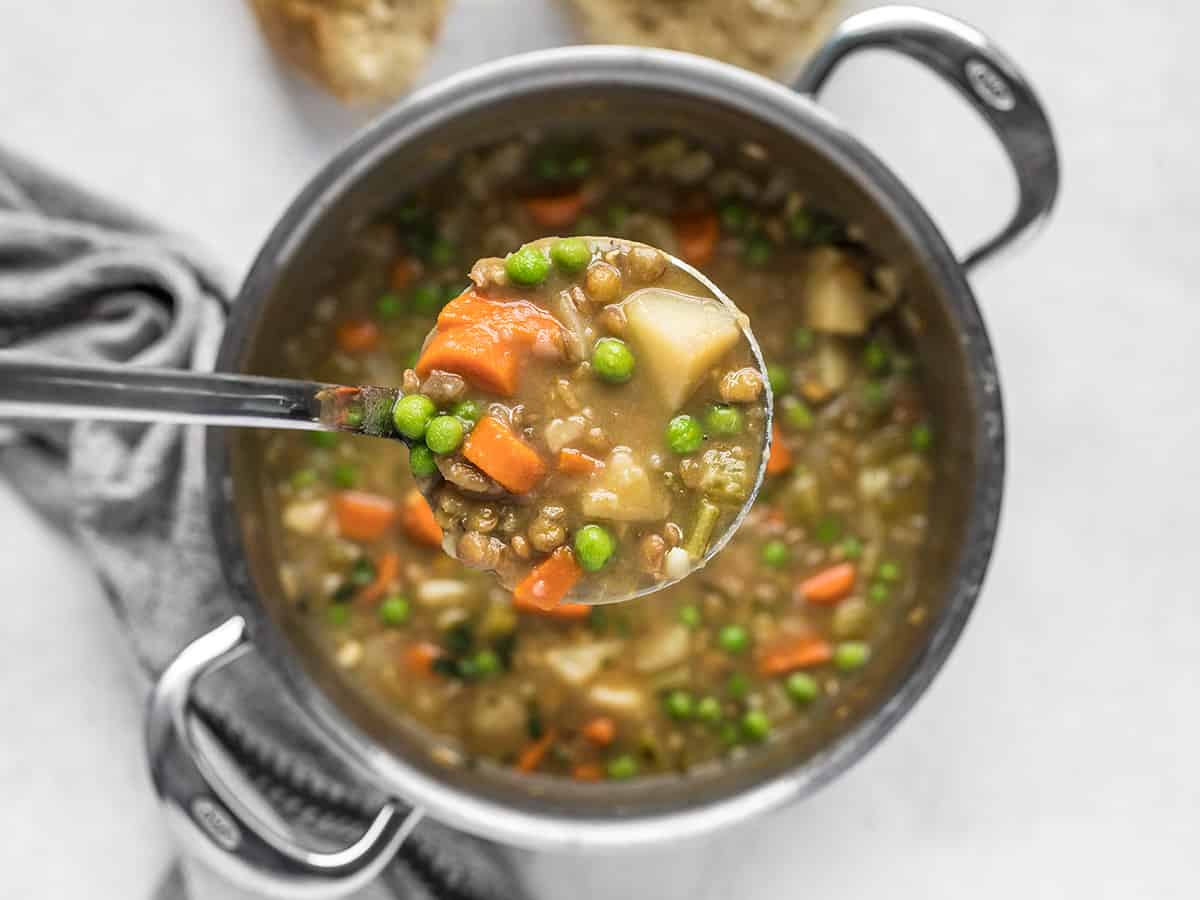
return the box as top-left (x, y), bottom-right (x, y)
top-left (795, 5), bottom-right (1060, 272)
top-left (0, 356), bottom-right (396, 436)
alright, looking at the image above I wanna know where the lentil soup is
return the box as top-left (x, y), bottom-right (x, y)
top-left (259, 132), bottom-right (936, 781)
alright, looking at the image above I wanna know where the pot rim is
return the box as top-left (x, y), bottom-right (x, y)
top-left (209, 45), bottom-right (1004, 851)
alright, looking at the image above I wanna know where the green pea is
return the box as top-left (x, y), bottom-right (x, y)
top-left (719, 202), bottom-right (747, 233)
top-left (814, 516), bottom-right (842, 545)
top-left (761, 540), bottom-right (790, 568)
top-left (696, 696), bottom-right (723, 723)
top-left (331, 463), bottom-right (358, 489)
top-left (291, 468), bottom-right (319, 490)
top-left (766, 364), bottom-right (789, 395)
top-left (591, 338), bottom-right (636, 384)
top-left (378, 595), bottom-right (411, 627)
top-left (665, 414), bottom-right (703, 454)
top-left (911, 423), bottom-right (934, 451)
top-left (535, 157), bottom-right (562, 180)
top-left (392, 394), bottom-right (436, 440)
top-left (425, 415), bottom-right (465, 455)
top-left (550, 237), bottom-right (591, 273)
top-left (472, 649), bottom-right (501, 677)
top-left (782, 397), bottom-right (813, 431)
top-left (408, 443), bottom-right (437, 478)
top-left (663, 689), bottom-right (695, 720)
top-left (863, 340), bottom-right (890, 373)
top-left (410, 282), bottom-right (443, 315)
top-left (719, 721), bottom-right (742, 747)
top-left (793, 327), bottom-right (815, 352)
top-left (741, 709), bottom-right (771, 742)
top-left (877, 561), bottom-right (901, 582)
top-left (678, 605), bottom-right (702, 628)
top-left (307, 430), bottom-right (339, 449)
top-left (705, 404), bottom-right (744, 436)
top-left (834, 641), bottom-right (871, 671)
top-left (840, 536), bottom-right (864, 560)
top-left (789, 209), bottom-right (816, 241)
top-left (743, 235), bottom-right (772, 266)
top-left (606, 754), bottom-right (638, 780)
top-left (718, 624), bottom-right (750, 655)
top-left (785, 672), bottom-right (820, 704)
top-left (342, 408), bottom-right (364, 430)
top-left (376, 292), bottom-right (403, 319)
top-left (326, 604), bottom-right (350, 627)
top-left (868, 582), bottom-right (890, 605)
top-left (566, 155), bottom-right (591, 178)
top-left (428, 238), bottom-right (454, 268)
top-left (574, 524), bottom-right (616, 572)
top-left (861, 381), bottom-right (887, 406)
top-left (505, 245), bottom-right (550, 286)
top-left (726, 672), bottom-right (750, 698)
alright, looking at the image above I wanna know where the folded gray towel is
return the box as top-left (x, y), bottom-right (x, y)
top-left (0, 145), bottom-right (523, 900)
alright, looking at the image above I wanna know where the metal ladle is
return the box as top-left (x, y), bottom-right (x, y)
top-left (0, 243), bottom-right (772, 604)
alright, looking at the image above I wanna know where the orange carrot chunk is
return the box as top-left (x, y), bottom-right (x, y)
top-left (334, 491), bottom-right (397, 542)
top-left (437, 292), bottom-right (562, 346)
top-left (404, 641), bottom-right (443, 675)
top-left (335, 319), bottom-right (380, 354)
top-left (521, 191), bottom-right (586, 228)
top-left (516, 729), bottom-right (557, 773)
top-left (558, 448), bottom-right (605, 475)
top-left (673, 211), bottom-right (720, 267)
top-left (400, 489), bottom-right (443, 548)
top-left (416, 325), bottom-right (522, 396)
top-left (572, 762), bottom-right (604, 782)
top-left (513, 546), bottom-right (582, 611)
top-left (358, 551), bottom-right (400, 605)
top-left (463, 416), bottom-right (547, 494)
top-left (757, 636), bottom-right (834, 676)
top-left (798, 562), bottom-right (857, 605)
top-left (581, 716), bottom-right (616, 746)
top-left (765, 422), bottom-right (793, 476)
top-left (512, 596), bottom-right (592, 621)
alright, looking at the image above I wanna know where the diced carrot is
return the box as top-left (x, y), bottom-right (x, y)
top-left (462, 416), bottom-right (547, 494)
top-left (757, 636), bottom-right (834, 676)
top-left (513, 547), bottom-right (582, 612)
top-left (336, 319), bottom-right (380, 354)
top-left (516, 729), bottom-right (557, 773)
top-left (572, 763), bottom-right (604, 782)
top-left (334, 491), bottom-right (397, 542)
top-left (798, 562), bottom-right (857, 605)
top-left (765, 422), bottom-right (793, 476)
top-left (558, 448), bottom-right (605, 476)
top-left (404, 641), bottom-right (443, 675)
top-left (673, 211), bottom-right (719, 267)
top-left (400, 489), bottom-right (443, 548)
top-left (358, 551), bottom-right (400, 605)
top-left (581, 716), bottom-right (616, 746)
top-left (437, 292), bottom-right (562, 347)
top-left (416, 325), bottom-right (522, 396)
top-left (521, 191), bottom-right (586, 229)
top-left (391, 256), bottom-right (421, 292)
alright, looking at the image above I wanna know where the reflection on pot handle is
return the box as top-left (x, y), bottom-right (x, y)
top-left (145, 617), bottom-right (421, 899)
top-left (795, 5), bottom-right (1060, 272)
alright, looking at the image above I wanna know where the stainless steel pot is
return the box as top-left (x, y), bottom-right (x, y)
top-left (146, 6), bottom-right (1059, 896)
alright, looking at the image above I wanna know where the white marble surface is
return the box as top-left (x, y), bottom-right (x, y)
top-left (1, 1), bottom-right (1196, 897)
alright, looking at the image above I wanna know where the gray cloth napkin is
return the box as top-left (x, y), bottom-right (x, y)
top-left (0, 145), bottom-right (524, 900)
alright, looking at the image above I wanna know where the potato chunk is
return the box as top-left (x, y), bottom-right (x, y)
top-left (622, 288), bottom-right (742, 409)
top-left (581, 447), bottom-right (670, 522)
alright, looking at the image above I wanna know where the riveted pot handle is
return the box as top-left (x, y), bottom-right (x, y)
top-left (795, 5), bottom-right (1060, 272)
top-left (145, 617), bottom-right (421, 898)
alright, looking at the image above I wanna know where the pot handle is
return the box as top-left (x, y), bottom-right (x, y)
top-left (794, 5), bottom-right (1060, 272)
top-left (145, 616), bottom-right (421, 899)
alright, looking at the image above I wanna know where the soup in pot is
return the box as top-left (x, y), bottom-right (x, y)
top-left (262, 132), bottom-right (935, 781)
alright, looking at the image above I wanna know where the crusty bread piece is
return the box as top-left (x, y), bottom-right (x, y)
top-left (562, 0), bottom-right (842, 79)
top-left (247, 0), bottom-right (448, 103)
